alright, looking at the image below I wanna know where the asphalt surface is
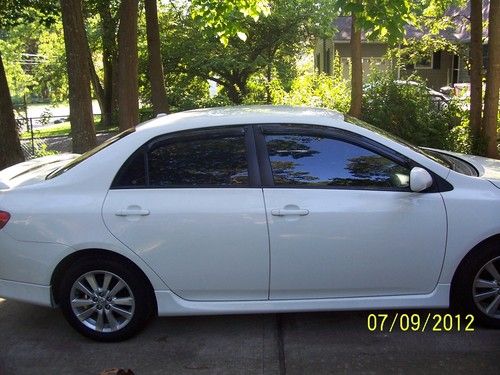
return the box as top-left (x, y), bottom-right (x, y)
top-left (0, 298), bottom-right (499, 375)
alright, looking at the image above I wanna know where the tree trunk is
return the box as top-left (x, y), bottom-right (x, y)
top-left (224, 74), bottom-right (249, 105)
top-left (225, 84), bottom-right (243, 104)
top-left (266, 62), bottom-right (272, 104)
top-left (117, 0), bottom-right (139, 131)
top-left (0, 52), bottom-right (24, 170)
top-left (483, 0), bottom-right (499, 159)
top-left (60, 0), bottom-right (97, 153)
top-left (469, 0), bottom-right (483, 152)
top-left (87, 46), bottom-right (104, 117)
top-left (99, 2), bottom-right (118, 129)
top-left (266, 47), bottom-right (272, 104)
top-left (145, 0), bottom-right (169, 115)
top-left (349, 11), bottom-right (362, 118)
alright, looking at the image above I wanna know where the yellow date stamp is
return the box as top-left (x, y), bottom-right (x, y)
top-left (367, 313), bottom-right (475, 332)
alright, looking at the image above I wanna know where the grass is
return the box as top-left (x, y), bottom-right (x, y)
top-left (20, 119), bottom-right (118, 139)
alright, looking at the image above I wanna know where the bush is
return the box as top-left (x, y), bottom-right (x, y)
top-left (274, 72), bottom-right (350, 113)
top-left (362, 71), bottom-right (460, 150)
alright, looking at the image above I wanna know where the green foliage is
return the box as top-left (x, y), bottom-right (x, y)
top-left (362, 70), bottom-right (461, 149)
top-left (333, 0), bottom-right (461, 45)
top-left (271, 54), bottom-right (350, 112)
top-left (32, 143), bottom-right (59, 157)
top-left (1, 21), bottom-right (68, 103)
top-left (0, 0), bottom-right (59, 28)
top-left (390, 35), bottom-right (467, 70)
top-left (163, 0), bottom-right (337, 105)
top-left (0, 28), bottom-right (33, 100)
top-left (190, 0), bottom-right (271, 45)
top-left (32, 21), bottom-right (68, 102)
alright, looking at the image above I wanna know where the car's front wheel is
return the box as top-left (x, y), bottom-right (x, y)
top-left (453, 243), bottom-right (500, 328)
top-left (59, 257), bottom-right (154, 341)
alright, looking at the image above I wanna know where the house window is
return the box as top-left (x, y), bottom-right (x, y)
top-left (414, 54), bottom-right (433, 69)
top-left (414, 51), bottom-right (441, 70)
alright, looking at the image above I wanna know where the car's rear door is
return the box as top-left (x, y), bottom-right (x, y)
top-left (254, 124), bottom-right (447, 300)
top-left (102, 126), bottom-right (270, 301)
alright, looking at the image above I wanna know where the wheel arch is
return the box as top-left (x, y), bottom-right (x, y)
top-left (450, 233), bottom-right (500, 303)
top-left (50, 248), bottom-right (157, 313)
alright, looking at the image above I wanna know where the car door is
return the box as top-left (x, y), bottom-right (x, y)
top-left (254, 124), bottom-right (447, 300)
top-left (102, 126), bottom-right (270, 301)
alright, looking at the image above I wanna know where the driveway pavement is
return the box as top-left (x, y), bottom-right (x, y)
top-left (0, 299), bottom-right (499, 374)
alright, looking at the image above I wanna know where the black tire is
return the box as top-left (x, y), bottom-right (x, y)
top-left (59, 256), bottom-right (154, 341)
top-left (451, 242), bottom-right (500, 329)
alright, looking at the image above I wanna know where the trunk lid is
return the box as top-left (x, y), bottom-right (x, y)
top-left (0, 154), bottom-right (79, 190)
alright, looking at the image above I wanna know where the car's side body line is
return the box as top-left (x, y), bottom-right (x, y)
top-left (154, 284), bottom-right (450, 316)
top-left (0, 279), bottom-right (52, 307)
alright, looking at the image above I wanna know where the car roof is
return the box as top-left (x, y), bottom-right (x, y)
top-left (136, 105), bottom-right (345, 133)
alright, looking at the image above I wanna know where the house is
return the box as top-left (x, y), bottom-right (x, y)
top-left (314, 1), bottom-right (489, 90)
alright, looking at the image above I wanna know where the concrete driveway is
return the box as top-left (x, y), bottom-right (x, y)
top-left (0, 298), bottom-right (499, 374)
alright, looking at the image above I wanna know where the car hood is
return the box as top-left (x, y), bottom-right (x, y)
top-left (0, 153), bottom-right (80, 190)
top-left (429, 149), bottom-right (500, 189)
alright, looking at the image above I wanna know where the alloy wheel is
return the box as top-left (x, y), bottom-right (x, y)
top-left (70, 270), bottom-right (136, 333)
top-left (473, 256), bottom-right (500, 319)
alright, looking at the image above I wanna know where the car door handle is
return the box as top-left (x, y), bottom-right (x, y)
top-left (115, 209), bottom-right (150, 217)
top-left (271, 208), bottom-right (309, 216)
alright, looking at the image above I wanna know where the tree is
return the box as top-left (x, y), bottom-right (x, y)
top-left (349, 4), bottom-right (362, 117)
top-left (60, 0), bottom-right (97, 153)
top-left (98, 1), bottom-right (119, 128)
top-left (483, 0), bottom-right (499, 158)
top-left (335, 0), bottom-right (459, 118)
top-left (0, 52), bottom-right (24, 169)
top-left (0, 0), bottom-right (58, 168)
top-left (191, 0), bottom-right (271, 45)
top-left (469, 0), bottom-right (483, 151)
top-left (117, 0), bottom-right (139, 131)
top-left (84, 0), bottom-right (120, 128)
top-left (145, 0), bottom-right (169, 115)
top-left (167, 0), bottom-right (337, 104)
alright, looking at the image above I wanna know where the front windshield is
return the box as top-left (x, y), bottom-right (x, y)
top-left (343, 115), bottom-right (452, 169)
top-left (46, 128), bottom-right (135, 179)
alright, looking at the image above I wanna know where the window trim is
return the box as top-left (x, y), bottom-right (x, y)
top-left (253, 123), bottom-right (417, 192)
top-left (110, 125), bottom-right (260, 189)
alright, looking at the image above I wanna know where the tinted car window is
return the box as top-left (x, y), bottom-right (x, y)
top-left (47, 128), bottom-right (135, 180)
top-left (148, 135), bottom-right (249, 187)
top-left (265, 134), bottom-right (410, 188)
top-left (113, 151), bottom-right (146, 188)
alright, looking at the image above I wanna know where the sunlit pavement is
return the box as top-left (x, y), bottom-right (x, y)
top-left (0, 299), bottom-right (499, 374)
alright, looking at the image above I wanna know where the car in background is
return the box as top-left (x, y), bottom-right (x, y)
top-left (0, 106), bottom-right (499, 341)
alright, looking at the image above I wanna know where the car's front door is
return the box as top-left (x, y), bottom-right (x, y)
top-left (102, 126), bottom-right (270, 301)
top-left (254, 125), bottom-right (447, 300)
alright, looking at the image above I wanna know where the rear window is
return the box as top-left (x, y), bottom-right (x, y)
top-left (46, 129), bottom-right (135, 179)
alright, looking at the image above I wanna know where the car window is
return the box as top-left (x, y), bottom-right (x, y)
top-left (264, 134), bottom-right (410, 189)
top-left (113, 150), bottom-right (147, 188)
top-left (344, 115), bottom-right (452, 169)
top-left (113, 133), bottom-right (249, 188)
top-left (47, 128), bottom-right (135, 179)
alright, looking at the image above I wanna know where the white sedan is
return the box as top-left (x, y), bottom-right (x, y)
top-left (1, 106), bottom-right (499, 341)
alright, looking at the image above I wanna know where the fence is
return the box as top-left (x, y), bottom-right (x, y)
top-left (17, 115), bottom-right (115, 159)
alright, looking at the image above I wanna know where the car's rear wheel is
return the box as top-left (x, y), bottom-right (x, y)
top-left (59, 257), bottom-right (154, 341)
top-left (453, 243), bottom-right (500, 328)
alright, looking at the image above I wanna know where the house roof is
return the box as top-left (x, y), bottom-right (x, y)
top-left (332, 0), bottom-right (489, 43)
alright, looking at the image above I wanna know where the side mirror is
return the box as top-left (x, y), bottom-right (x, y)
top-left (410, 167), bottom-right (433, 192)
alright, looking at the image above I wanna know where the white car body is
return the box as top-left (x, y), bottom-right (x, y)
top-left (1, 106), bottom-right (499, 320)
